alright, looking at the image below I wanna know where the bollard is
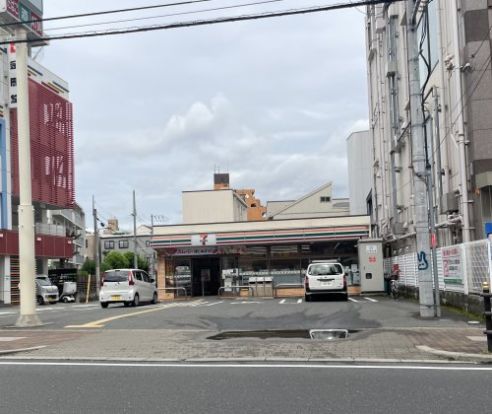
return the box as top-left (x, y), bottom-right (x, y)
top-left (482, 282), bottom-right (492, 353)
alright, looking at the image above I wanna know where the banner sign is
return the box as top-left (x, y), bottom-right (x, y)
top-left (1, 0), bottom-right (43, 37)
top-left (8, 43), bottom-right (17, 108)
top-left (442, 246), bottom-right (463, 285)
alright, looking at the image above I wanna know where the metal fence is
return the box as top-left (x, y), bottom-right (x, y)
top-left (384, 239), bottom-right (492, 295)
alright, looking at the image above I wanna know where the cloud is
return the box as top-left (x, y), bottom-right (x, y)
top-left (41, 1), bottom-right (369, 229)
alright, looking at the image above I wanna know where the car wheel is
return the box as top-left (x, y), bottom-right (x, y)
top-left (151, 292), bottom-right (158, 304)
top-left (124, 302), bottom-right (131, 307)
top-left (37, 296), bottom-right (44, 306)
top-left (132, 294), bottom-right (140, 307)
top-left (343, 293), bottom-right (349, 301)
top-left (305, 295), bottom-right (311, 302)
top-left (100, 302), bottom-right (109, 309)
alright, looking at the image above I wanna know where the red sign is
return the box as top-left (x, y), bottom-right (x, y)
top-left (7, 0), bottom-right (19, 18)
top-left (369, 256), bottom-right (376, 264)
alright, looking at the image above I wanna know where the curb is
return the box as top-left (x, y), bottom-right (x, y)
top-left (417, 345), bottom-right (492, 362)
top-left (0, 346), bottom-right (47, 356)
top-left (0, 355), bottom-right (476, 365)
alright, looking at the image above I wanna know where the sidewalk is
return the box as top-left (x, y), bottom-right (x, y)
top-left (1, 326), bottom-right (490, 363)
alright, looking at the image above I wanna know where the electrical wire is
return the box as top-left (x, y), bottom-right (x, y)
top-left (44, 0), bottom-right (290, 32)
top-left (1, 0), bottom-right (402, 45)
top-left (0, 0), bottom-right (219, 29)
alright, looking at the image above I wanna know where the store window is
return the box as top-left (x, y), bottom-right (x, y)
top-left (238, 246), bottom-right (267, 283)
top-left (270, 245), bottom-right (301, 284)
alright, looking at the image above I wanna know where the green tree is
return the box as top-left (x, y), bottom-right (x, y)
top-left (101, 251), bottom-right (129, 272)
top-left (123, 252), bottom-right (149, 271)
top-left (81, 258), bottom-right (96, 275)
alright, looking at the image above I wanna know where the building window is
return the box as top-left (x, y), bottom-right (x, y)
top-left (104, 240), bottom-right (114, 250)
top-left (119, 240), bottom-right (129, 249)
top-left (320, 196), bottom-right (331, 203)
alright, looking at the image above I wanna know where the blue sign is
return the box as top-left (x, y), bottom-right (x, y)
top-left (485, 222), bottom-right (492, 237)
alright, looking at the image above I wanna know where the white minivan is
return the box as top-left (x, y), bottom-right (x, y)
top-left (99, 269), bottom-right (158, 308)
top-left (304, 261), bottom-right (348, 301)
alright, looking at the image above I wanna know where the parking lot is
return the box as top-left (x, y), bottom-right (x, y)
top-left (0, 295), bottom-right (471, 331)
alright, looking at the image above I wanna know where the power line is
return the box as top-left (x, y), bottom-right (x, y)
top-left (1, 0), bottom-right (401, 45)
top-left (0, 0), bottom-right (218, 29)
top-left (45, 0), bottom-right (290, 32)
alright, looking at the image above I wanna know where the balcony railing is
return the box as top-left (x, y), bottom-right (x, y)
top-left (0, 229), bottom-right (72, 258)
top-left (35, 223), bottom-right (66, 237)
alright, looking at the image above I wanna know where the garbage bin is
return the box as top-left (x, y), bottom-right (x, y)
top-left (249, 277), bottom-right (273, 297)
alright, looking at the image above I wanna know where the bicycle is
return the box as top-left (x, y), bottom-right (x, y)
top-left (390, 279), bottom-right (400, 299)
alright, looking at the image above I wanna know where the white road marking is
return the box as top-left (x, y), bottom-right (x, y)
top-left (0, 361), bottom-right (491, 371)
top-left (205, 301), bottom-right (224, 307)
top-left (297, 299), bottom-right (303, 304)
top-left (0, 337), bottom-right (26, 342)
top-left (0, 311), bottom-right (15, 316)
top-left (364, 297), bottom-right (378, 303)
top-left (36, 307), bottom-right (65, 312)
top-left (466, 336), bottom-right (487, 342)
top-left (348, 298), bottom-right (359, 303)
top-left (279, 299), bottom-right (286, 304)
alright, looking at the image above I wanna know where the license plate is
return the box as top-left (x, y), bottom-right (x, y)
top-left (322, 282), bottom-right (333, 287)
top-left (111, 295), bottom-right (122, 301)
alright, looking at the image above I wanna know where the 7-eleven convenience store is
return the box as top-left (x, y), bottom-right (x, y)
top-left (151, 216), bottom-right (371, 299)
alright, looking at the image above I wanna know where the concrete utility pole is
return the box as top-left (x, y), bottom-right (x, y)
top-left (92, 196), bottom-right (100, 293)
top-left (132, 190), bottom-right (137, 269)
top-left (150, 214), bottom-right (155, 280)
top-left (406, 0), bottom-right (435, 318)
top-left (15, 29), bottom-right (41, 327)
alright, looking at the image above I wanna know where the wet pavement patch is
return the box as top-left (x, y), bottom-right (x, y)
top-left (208, 329), bottom-right (359, 341)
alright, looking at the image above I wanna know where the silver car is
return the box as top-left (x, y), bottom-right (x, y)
top-left (99, 269), bottom-right (158, 308)
top-left (304, 262), bottom-right (348, 301)
top-left (35, 275), bottom-right (60, 305)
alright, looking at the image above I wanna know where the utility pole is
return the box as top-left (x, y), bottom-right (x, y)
top-left (15, 29), bottom-right (41, 327)
top-left (406, 0), bottom-right (435, 318)
top-left (92, 196), bottom-right (100, 293)
top-left (132, 190), bottom-right (137, 269)
top-left (150, 214), bottom-right (155, 281)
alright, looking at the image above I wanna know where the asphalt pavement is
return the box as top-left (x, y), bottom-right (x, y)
top-left (0, 362), bottom-right (491, 414)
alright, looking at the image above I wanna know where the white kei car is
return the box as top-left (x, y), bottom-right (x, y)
top-left (99, 269), bottom-right (158, 308)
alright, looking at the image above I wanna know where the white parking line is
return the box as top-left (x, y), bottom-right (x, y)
top-left (364, 297), bottom-right (378, 303)
top-left (0, 337), bottom-right (25, 342)
top-left (36, 306), bottom-right (65, 312)
top-left (205, 301), bottom-right (224, 307)
top-left (279, 299), bottom-right (286, 304)
top-left (0, 311), bottom-right (15, 316)
top-left (348, 298), bottom-right (359, 303)
top-left (297, 299), bottom-right (303, 304)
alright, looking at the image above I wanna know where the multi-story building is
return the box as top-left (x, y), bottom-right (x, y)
top-left (346, 131), bottom-right (373, 216)
top-left (0, 3), bottom-right (77, 304)
top-left (266, 182), bottom-right (350, 220)
top-left (365, 0), bottom-right (492, 255)
top-left (47, 204), bottom-right (86, 269)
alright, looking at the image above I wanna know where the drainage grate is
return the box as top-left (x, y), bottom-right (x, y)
top-left (309, 329), bottom-right (349, 340)
top-left (208, 329), bottom-right (356, 341)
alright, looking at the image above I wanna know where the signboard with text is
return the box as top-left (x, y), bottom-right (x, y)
top-left (442, 246), bottom-right (463, 285)
top-left (0, 0), bottom-right (44, 41)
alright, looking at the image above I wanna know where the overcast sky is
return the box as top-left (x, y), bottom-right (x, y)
top-left (39, 0), bottom-right (369, 229)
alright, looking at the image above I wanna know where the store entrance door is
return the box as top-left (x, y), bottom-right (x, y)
top-left (191, 257), bottom-right (221, 296)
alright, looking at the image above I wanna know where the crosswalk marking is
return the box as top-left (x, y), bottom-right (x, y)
top-left (364, 297), bottom-right (378, 303)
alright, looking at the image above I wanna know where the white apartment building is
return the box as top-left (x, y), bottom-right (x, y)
top-left (366, 0), bottom-right (492, 255)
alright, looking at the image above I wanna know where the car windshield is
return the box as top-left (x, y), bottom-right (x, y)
top-left (104, 270), bottom-right (129, 283)
top-left (308, 264), bottom-right (343, 276)
top-left (36, 278), bottom-right (52, 286)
